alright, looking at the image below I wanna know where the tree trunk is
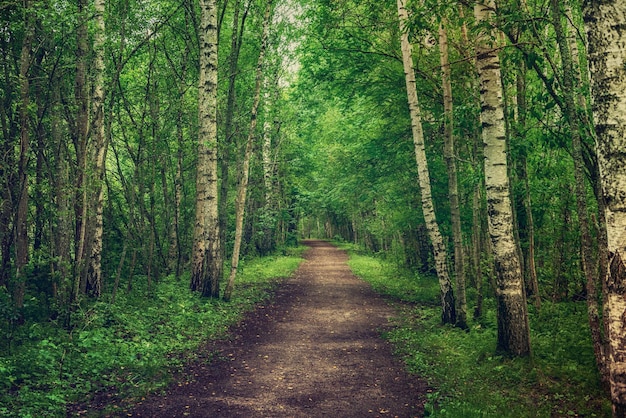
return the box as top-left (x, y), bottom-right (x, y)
top-left (127, 248), bottom-right (137, 293)
top-left (474, 0), bottom-right (530, 356)
top-left (85, 0), bottom-right (107, 297)
top-left (191, 0), bottom-right (222, 298)
top-left (566, 0), bottom-right (609, 385)
top-left (34, 77), bottom-right (45, 253)
top-left (515, 62), bottom-right (541, 310)
top-left (15, 0), bottom-right (35, 310)
top-left (74, 0), bottom-right (90, 301)
top-left (219, 0), bottom-right (249, 265)
top-left (397, 0), bottom-right (455, 324)
top-left (552, 189), bottom-right (571, 301)
top-left (263, 85), bottom-right (273, 207)
top-left (0, 30), bottom-right (16, 290)
top-left (167, 38), bottom-right (190, 279)
top-left (439, 20), bottom-right (467, 329)
top-left (51, 81), bottom-right (71, 308)
top-left (567, 3), bottom-right (611, 378)
top-left (173, 127), bottom-right (184, 279)
top-left (551, 0), bottom-right (606, 379)
top-left (259, 81), bottom-right (279, 255)
top-left (472, 184), bottom-right (484, 318)
top-left (565, 2), bottom-right (590, 117)
top-left (224, 0), bottom-right (273, 302)
top-left (111, 239), bottom-right (128, 304)
top-left (584, 2), bottom-right (626, 415)
top-left (458, 3), bottom-right (488, 319)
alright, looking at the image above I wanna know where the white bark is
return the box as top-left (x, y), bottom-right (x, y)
top-left (474, 0), bottom-right (530, 356)
top-left (85, 0), bottom-right (107, 297)
top-left (584, 2), bottom-right (626, 415)
top-left (191, 0), bottom-right (222, 297)
top-left (263, 85), bottom-right (273, 205)
top-left (397, 0), bottom-right (455, 324)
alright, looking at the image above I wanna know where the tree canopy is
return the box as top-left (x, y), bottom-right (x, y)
top-left (1, 0), bottom-right (625, 415)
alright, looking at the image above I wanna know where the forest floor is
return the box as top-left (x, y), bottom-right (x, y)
top-left (121, 240), bottom-right (427, 417)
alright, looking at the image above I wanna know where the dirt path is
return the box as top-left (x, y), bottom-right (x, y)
top-left (128, 240), bottom-right (427, 417)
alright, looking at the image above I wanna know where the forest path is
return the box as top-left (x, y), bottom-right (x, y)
top-left (128, 240), bottom-right (427, 417)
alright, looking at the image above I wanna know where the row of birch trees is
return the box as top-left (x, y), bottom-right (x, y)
top-left (290, 0), bottom-right (626, 415)
top-left (5, 0), bottom-right (626, 414)
top-left (0, 0), bottom-right (300, 327)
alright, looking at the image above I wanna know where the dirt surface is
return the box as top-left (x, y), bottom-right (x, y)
top-left (127, 240), bottom-right (427, 417)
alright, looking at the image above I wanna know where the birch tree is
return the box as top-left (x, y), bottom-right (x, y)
top-left (474, 0), bottom-right (530, 356)
top-left (74, 0), bottom-right (89, 300)
top-left (397, 0), bottom-right (456, 324)
top-left (85, 0), bottom-right (107, 297)
top-left (584, 2), bottom-right (626, 415)
top-left (439, 18), bottom-right (467, 329)
top-left (191, 0), bottom-right (222, 298)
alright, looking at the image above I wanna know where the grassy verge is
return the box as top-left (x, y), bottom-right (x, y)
top-left (0, 247), bottom-right (306, 418)
top-left (343, 246), bottom-right (611, 417)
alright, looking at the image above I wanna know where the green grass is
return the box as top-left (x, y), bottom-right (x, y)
top-left (346, 249), bottom-right (612, 418)
top-left (0, 247), bottom-right (306, 418)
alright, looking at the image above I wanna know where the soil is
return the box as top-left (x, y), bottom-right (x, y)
top-left (122, 240), bottom-right (428, 417)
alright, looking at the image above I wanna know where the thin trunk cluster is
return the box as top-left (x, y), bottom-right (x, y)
top-left (224, 0), bottom-right (273, 302)
top-left (0, 0), bottom-right (297, 334)
top-left (550, 0), bottom-right (607, 386)
top-left (397, 0), bottom-right (456, 325)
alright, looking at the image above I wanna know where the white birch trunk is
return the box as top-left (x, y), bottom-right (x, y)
top-left (439, 20), bottom-right (467, 329)
top-left (74, 0), bottom-right (89, 300)
top-left (584, 3), bottom-right (626, 415)
top-left (263, 85), bottom-right (273, 205)
top-left (191, 0), bottom-right (222, 297)
top-left (397, 0), bottom-right (455, 324)
top-left (85, 0), bottom-right (107, 297)
top-left (474, 0), bottom-right (530, 356)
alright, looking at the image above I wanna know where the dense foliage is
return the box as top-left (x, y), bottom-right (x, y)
top-left (0, 0), bottom-right (621, 414)
top-left (0, 249), bottom-right (304, 417)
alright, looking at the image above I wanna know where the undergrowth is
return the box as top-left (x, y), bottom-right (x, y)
top-left (0, 247), bottom-right (305, 418)
top-left (345, 248), bottom-right (612, 417)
